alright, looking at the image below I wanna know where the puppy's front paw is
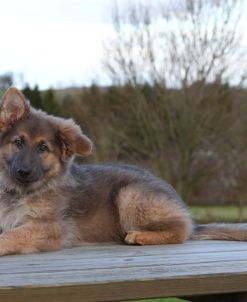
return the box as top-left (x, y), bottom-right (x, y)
top-left (125, 231), bottom-right (147, 245)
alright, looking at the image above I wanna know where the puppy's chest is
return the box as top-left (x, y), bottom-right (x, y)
top-left (0, 191), bottom-right (66, 233)
top-left (0, 197), bottom-right (29, 232)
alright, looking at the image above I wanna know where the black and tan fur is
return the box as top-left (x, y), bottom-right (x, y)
top-left (0, 87), bottom-right (246, 256)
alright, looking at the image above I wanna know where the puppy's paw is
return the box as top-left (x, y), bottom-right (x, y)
top-left (125, 231), bottom-right (148, 245)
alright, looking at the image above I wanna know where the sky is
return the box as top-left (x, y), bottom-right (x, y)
top-left (0, 0), bottom-right (120, 89)
top-left (0, 0), bottom-right (247, 89)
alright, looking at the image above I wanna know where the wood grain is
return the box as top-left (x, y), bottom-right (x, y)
top-left (0, 240), bottom-right (246, 301)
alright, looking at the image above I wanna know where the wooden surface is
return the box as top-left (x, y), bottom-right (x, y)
top-left (0, 240), bottom-right (246, 302)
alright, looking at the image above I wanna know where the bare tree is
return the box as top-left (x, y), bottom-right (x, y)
top-left (102, 0), bottom-right (246, 201)
top-left (104, 0), bottom-right (246, 87)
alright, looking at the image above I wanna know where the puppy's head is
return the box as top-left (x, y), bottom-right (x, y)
top-left (0, 87), bottom-right (92, 192)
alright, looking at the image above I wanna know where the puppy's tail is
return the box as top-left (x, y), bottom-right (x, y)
top-left (191, 223), bottom-right (247, 241)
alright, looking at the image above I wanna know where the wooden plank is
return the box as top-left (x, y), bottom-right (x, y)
top-left (0, 250), bottom-right (246, 276)
top-left (0, 241), bottom-right (246, 301)
top-left (1, 259), bottom-right (247, 286)
top-left (0, 274), bottom-right (246, 302)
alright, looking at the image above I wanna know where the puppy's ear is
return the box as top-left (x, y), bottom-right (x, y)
top-left (57, 119), bottom-right (92, 159)
top-left (0, 87), bottom-right (29, 127)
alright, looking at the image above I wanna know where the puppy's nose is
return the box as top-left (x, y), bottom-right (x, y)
top-left (17, 167), bottom-right (31, 178)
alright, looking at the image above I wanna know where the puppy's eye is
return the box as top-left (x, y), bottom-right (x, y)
top-left (13, 138), bottom-right (24, 149)
top-left (37, 143), bottom-right (49, 153)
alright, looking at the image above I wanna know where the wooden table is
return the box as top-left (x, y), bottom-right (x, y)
top-left (0, 240), bottom-right (246, 302)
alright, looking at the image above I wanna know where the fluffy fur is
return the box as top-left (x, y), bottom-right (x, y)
top-left (0, 87), bottom-right (246, 256)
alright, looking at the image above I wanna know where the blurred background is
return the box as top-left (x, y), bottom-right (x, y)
top-left (1, 0), bottom-right (247, 223)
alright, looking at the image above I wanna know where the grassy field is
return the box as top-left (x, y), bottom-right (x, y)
top-left (190, 205), bottom-right (247, 223)
top-left (122, 205), bottom-right (247, 302)
top-left (124, 299), bottom-right (189, 302)
top-left (122, 299), bottom-right (189, 302)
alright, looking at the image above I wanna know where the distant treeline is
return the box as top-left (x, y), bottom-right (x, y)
top-left (13, 81), bottom-right (246, 207)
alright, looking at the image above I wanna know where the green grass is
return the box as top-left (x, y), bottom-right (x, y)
top-left (122, 299), bottom-right (189, 302)
top-left (124, 299), bottom-right (189, 302)
top-left (190, 205), bottom-right (247, 223)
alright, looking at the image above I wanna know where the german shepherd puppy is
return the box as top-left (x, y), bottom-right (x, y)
top-left (0, 87), bottom-right (246, 256)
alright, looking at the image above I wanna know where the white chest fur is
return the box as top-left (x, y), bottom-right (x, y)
top-left (0, 200), bottom-right (28, 232)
